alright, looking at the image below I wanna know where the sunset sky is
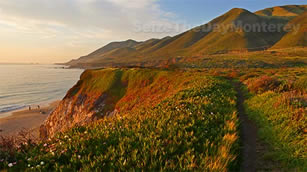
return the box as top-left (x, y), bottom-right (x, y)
top-left (0, 0), bottom-right (305, 63)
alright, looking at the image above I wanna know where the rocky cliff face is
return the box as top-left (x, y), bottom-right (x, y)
top-left (40, 68), bottom-right (196, 138)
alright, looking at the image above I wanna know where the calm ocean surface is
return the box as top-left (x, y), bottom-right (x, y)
top-left (0, 64), bottom-right (83, 117)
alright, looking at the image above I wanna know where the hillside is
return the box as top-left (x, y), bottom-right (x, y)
top-left (67, 40), bottom-right (141, 66)
top-left (255, 5), bottom-right (307, 17)
top-left (2, 67), bottom-right (306, 171)
top-left (66, 5), bottom-right (306, 68)
top-left (40, 69), bottom-right (211, 137)
top-left (272, 12), bottom-right (307, 48)
top-left (183, 8), bottom-right (286, 54)
top-left (3, 68), bottom-right (242, 170)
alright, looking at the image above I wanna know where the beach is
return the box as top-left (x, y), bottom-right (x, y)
top-left (0, 101), bottom-right (59, 138)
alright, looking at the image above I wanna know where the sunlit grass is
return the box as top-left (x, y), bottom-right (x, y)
top-left (0, 77), bottom-right (240, 171)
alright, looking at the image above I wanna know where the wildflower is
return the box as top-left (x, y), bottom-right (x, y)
top-left (13, 162), bottom-right (17, 165)
top-left (27, 158), bottom-right (32, 161)
top-left (36, 165), bottom-right (40, 168)
top-left (40, 161), bottom-right (45, 165)
top-left (64, 135), bottom-right (69, 138)
top-left (0, 159), bottom-right (4, 162)
top-left (8, 163), bottom-right (13, 167)
top-left (210, 112), bottom-right (214, 115)
top-left (78, 155), bottom-right (81, 159)
top-left (43, 143), bottom-right (48, 147)
top-left (28, 164), bottom-right (31, 167)
top-left (84, 131), bottom-right (88, 134)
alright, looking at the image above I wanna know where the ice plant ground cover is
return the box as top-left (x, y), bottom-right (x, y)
top-left (0, 76), bottom-right (240, 171)
top-left (1, 67), bottom-right (306, 171)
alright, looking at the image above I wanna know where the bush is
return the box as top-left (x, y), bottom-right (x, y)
top-left (247, 75), bottom-right (281, 94)
top-left (293, 76), bottom-right (307, 93)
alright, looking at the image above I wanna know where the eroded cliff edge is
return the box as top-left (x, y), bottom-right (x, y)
top-left (40, 68), bottom-right (197, 138)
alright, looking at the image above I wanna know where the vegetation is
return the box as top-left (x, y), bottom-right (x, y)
top-left (0, 4), bottom-right (306, 169)
top-left (0, 77), bottom-right (240, 171)
top-left (66, 5), bottom-right (306, 69)
top-left (240, 69), bottom-right (307, 171)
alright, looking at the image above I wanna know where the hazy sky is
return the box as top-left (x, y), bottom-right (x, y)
top-left (0, 0), bottom-right (305, 63)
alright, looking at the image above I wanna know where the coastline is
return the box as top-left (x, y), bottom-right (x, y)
top-left (0, 101), bottom-right (59, 138)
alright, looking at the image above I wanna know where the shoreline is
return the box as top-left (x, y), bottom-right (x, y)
top-left (0, 100), bottom-right (59, 138)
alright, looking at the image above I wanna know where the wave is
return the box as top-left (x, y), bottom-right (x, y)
top-left (0, 104), bottom-right (27, 114)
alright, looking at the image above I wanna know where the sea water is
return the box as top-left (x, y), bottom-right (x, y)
top-left (0, 64), bottom-right (83, 117)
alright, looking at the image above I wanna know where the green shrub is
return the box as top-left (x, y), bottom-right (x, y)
top-left (293, 76), bottom-right (307, 93)
top-left (246, 75), bottom-right (281, 94)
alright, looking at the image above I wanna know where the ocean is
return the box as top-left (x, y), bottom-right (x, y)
top-left (0, 64), bottom-right (83, 117)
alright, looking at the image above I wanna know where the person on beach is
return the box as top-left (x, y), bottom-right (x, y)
top-left (29, 106), bottom-right (31, 111)
top-left (38, 105), bottom-right (40, 110)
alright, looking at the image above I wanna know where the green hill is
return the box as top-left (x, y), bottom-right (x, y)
top-left (255, 5), bottom-right (307, 17)
top-left (272, 12), bottom-right (307, 48)
top-left (67, 39), bottom-right (141, 66)
top-left (66, 5), bottom-right (306, 68)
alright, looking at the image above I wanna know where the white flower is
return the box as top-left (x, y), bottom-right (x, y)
top-left (27, 158), bottom-right (32, 161)
top-left (8, 163), bottom-right (13, 167)
top-left (84, 131), bottom-right (88, 134)
top-left (64, 135), bottom-right (69, 138)
top-left (36, 165), bottom-right (40, 168)
top-left (28, 164), bottom-right (31, 167)
top-left (40, 161), bottom-right (45, 165)
top-left (78, 155), bottom-right (81, 159)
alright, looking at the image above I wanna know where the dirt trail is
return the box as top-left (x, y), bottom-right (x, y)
top-left (233, 81), bottom-right (258, 172)
top-left (233, 81), bottom-right (283, 172)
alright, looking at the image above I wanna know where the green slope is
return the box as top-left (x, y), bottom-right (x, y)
top-left (272, 12), bottom-right (307, 48)
top-left (67, 5), bottom-right (305, 68)
top-left (255, 5), bottom-right (307, 17)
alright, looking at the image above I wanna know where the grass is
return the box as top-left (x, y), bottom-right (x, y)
top-left (245, 92), bottom-right (306, 170)
top-left (1, 67), bottom-right (306, 171)
top-left (0, 76), bottom-right (240, 171)
top-left (240, 69), bottom-right (307, 171)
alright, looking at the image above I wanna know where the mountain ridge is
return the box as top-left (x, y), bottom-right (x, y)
top-left (66, 5), bottom-right (306, 68)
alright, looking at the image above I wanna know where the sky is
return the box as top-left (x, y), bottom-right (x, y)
top-left (0, 0), bottom-right (305, 63)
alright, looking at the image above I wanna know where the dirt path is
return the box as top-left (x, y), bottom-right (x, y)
top-left (233, 81), bottom-right (258, 172)
top-left (233, 81), bottom-right (283, 172)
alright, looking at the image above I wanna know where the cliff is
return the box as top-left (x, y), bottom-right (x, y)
top-left (40, 68), bottom-right (200, 138)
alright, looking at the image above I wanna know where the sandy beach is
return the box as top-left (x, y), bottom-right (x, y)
top-left (0, 101), bottom-right (59, 138)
